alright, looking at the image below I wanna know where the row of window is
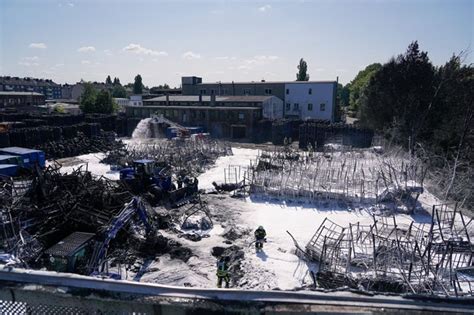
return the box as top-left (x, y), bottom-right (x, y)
top-left (148, 109), bottom-right (258, 121)
top-left (286, 88), bottom-right (312, 95)
top-left (285, 103), bottom-right (325, 111)
top-left (198, 87), bottom-right (314, 96)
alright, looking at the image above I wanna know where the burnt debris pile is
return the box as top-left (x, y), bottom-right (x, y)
top-left (299, 205), bottom-right (474, 297)
top-left (249, 145), bottom-right (426, 214)
top-left (0, 164), bottom-right (133, 265)
top-left (0, 112), bottom-right (141, 159)
top-left (103, 139), bottom-right (232, 177)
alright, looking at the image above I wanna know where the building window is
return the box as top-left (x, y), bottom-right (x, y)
top-left (320, 103), bottom-right (326, 111)
top-left (264, 88), bottom-right (272, 95)
top-left (210, 89), bottom-right (216, 95)
top-left (244, 88), bottom-right (251, 95)
top-left (238, 113), bottom-right (245, 120)
top-left (293, 103), bottom-right (299, 111)
top-left (309, 88), bottom-right (312, 95)
top-left (200, 111), bottom-right (206, 119)
top-left (286, 103), bottom-right (290, 111)
top-left (308, 103), bottom-right (313, 111)
top-left (200, 89), bottom-right (207, 95)
top-left (221, 88), bottom-right (228, 95)
top-left (286, 88), bottom-right (289, 95)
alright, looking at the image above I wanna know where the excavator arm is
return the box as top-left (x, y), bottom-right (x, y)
top-left (87, 197), bottom-right (152, 275)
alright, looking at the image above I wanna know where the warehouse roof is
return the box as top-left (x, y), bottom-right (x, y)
top-left (144, 95), bottom-right (275, 103)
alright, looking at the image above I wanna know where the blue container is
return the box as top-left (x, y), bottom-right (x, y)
top-left (0, 147), bottom-right (46, 168)
top-left (186, 127), bottom-right (205, 134)
top-left (166, 127), bottom-right (178, 139)
top-left (0, 164), bottom-right (18, 177)
top-left (0, 155), bottom-right (22, 166)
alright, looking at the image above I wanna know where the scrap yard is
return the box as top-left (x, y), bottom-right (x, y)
top-left (0, 115), bottom-right (472, 310)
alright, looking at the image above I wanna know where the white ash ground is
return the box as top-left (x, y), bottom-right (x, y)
top-left (48, 144), bottom-right (454, 290)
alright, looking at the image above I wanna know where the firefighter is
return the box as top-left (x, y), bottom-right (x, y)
top-left (216, 256), bottom-right (230, 288)
top-left (254, 226), bottom-right (267, 251)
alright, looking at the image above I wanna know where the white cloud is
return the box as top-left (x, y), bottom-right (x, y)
top-left (81, 60), bottom-right (91, 65)
top-left (123, 43), bottom-right (168, 56)
top-left (258, 4), bottom-right (271, 12)
top-left (68, 2), bottom-right (74, 7)
top-left (240, 55), bottom-right (279, 68)
top-left (18, 61), bottom-right (39, 67)
top-left (29, 43), bottom-right (47, 49)
top-left (54, 63), bottom-right (65, 67)
top-left (315, 68), bottom-right (325, 72)
top-left (19, 56), bottom-right (40, 66)
top-left (215, 56), bottom-right (237, 61)
top-left (78, 46), bottom-right (96, 52)
top-left (182, 51), bottom-right (201, 60)
top-left (210, 9), bottom-right (224, 14)
top-left (23, 56), bottom-right (39, 61)
top-left (103, 49), bottom-right (112, 56)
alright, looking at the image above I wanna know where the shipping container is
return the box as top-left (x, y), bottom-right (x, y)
top-left (0, 147), bottom-right (45, 168)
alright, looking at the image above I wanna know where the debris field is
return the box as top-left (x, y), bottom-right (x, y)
top-left (0, 136), bottom-right (472, 298)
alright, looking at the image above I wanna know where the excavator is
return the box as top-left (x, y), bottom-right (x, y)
top-left (87, 197), bottom-right (152, 278)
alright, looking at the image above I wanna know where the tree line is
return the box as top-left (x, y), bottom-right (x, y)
top-left (341, 41), bottom-right (473, 210)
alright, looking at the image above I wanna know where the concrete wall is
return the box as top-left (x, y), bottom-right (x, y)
top-left (284, 82), bottom-right (336, 122)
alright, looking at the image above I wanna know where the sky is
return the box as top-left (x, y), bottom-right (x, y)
top-left (0, 0), bottom-right (472, 87)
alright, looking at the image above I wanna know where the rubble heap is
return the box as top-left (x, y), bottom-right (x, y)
top-left (300, 204), bottom-right (474, 297)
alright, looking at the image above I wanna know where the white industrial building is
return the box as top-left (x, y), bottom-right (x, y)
top-left (284, 82), bottom-right (337, 122)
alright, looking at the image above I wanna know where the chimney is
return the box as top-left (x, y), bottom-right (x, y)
top-left (166, 94), bottom-right (169, 106)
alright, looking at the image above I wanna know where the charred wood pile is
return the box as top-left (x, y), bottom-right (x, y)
top-left (301, 204), bottom-right (474, 296)
top-left (249, 146), bottom-right (426, 212)
top-left (103, 139), bottom-right (232, 177)
top-left (0, 164), bottom-right (133, 265)
top-left (36, 131), bottom-right (123, 159)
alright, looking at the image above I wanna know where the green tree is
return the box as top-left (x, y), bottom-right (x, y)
top-left (348, 63), bottom-right (382, 113)
top-left (133, 74), bottom-right (143, 94)
top-left (105, 75), bottom-right (112, 85)
top-left (113, 77), bottom-right (121, 86)
top-left (95, 89), bottom-right (117, 113)
top-left (296, 58), bottom-right (309, 81)
top-left (112, 85), bottom-right (127, 98)
top-left (79, 82), bottom-right (98, 113)
top-left (337, 83), bottom-right (350, 107)
top-left (359, 41), bottom-right (436, 151)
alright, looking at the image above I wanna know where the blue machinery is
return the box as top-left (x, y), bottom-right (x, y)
top-left (88, 197), bottom-right (152, 276)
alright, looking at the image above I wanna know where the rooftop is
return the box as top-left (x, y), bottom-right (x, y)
top-left (44, 232), bottom-right (95, 257)
top-left (145, 95), bottom-right (275, 103)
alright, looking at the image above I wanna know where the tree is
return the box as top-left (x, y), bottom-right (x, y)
top-left (79, 82), bottom-right (98, 113)
top-left (337, 83), bottom-right (350, 107)
top-left (105, 75), bottom-right (112, 85)
top-left (133, 74), bottom-right (143, 94)
top-left (296, 58), bottom-right (309, 81)
top-left (359, 41), bottom-right (436, 151)
top-left (113, 77), bottom-right (121, 86)
top-left (348, 63), bottom-right (382, 113)
top-left (112, 85), bottom-right (127, 98)
top-left (95, 89), bottom-right (116, 113)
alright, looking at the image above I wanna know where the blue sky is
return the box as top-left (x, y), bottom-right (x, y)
top-left (0, 0), bottom-right (472, 87)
